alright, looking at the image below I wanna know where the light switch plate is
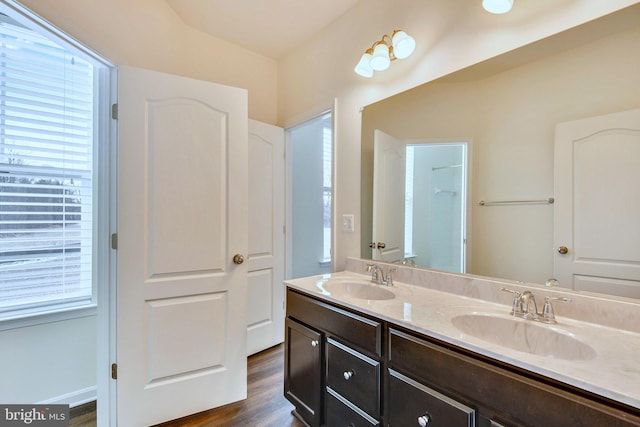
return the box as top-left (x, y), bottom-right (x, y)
top-left (342, 214), bottom-right (355, 232)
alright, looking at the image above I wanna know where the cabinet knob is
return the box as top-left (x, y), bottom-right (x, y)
top-left (343, 370), bottom-right (354, 380)
top-left (232, 253), bottom-right (245, 264)
top-left (417, 414), bottom-right (431, 426)
top-left (311, 340), bottom-right (319, 347)
top-left (557, 245), bottom-right (569, 255)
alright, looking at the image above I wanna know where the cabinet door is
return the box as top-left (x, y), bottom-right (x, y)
top-left (284, 318), bottom-right (323, 426)
top-left (388, 369), bottom-right (476, 427)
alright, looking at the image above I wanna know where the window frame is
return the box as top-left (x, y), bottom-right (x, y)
top-left (0, 0), bottom-right (115, 330)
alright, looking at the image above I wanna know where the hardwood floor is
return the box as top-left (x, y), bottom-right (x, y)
top-left (70, 343), bottom-right (304, 427)
top-left (70, 401), bottom-right (97, 427)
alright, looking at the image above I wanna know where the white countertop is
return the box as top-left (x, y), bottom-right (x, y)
top-left (285, 270), bottom-right (640, 410)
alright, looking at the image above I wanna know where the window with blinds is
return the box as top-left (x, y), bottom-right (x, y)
top-left (0, 15), bottom-right (96, 318)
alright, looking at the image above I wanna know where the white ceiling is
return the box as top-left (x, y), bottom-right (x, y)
top-left (165, 0), bottom-right (360, 60)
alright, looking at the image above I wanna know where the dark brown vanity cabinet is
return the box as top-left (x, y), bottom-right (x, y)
top-left (285, 289), bottom-right (383, 426)
top-left (285, 288), bottom-right (640, 427)
top-left (388, 327), bottom-right (640, 427)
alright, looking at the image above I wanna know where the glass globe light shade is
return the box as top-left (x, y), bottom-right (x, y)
top-left (354, 52), bottom-right (374, 78)
top-left (369, 43), bottom-right (391, 71)
top-left (392, 31), bottom-right (416, 59)
top-left (482, 0), bottom-right (513, 14)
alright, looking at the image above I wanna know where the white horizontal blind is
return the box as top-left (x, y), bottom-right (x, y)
top-left (0, 17), bottom-right (95, 317)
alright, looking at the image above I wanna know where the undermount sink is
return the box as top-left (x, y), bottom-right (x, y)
top-left (451, 314), bottom-right (596, 361)
top-left (321, 281), bottom-right (395, 301)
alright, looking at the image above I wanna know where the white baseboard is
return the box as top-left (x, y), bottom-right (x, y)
top-left (38, 386), bottom-right (97, 408)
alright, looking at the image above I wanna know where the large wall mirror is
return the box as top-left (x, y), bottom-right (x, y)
top-left (361, 4), bottom-right (640, 300)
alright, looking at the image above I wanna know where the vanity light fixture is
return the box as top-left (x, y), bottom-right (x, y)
top-left (482, 0), bottom-right (514, 14)
top-left (354, 30), bottom-right (416, 78)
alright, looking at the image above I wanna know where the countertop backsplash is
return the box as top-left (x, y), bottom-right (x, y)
top-left (345, 257), bottom-right (640, 334)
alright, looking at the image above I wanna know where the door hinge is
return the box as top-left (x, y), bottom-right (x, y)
top-left (111, 233), bottom-right (118, 250)
top-left (111, 363), bottom-right (117, 380)
top-left (111, 103), bottom-right (118, 120)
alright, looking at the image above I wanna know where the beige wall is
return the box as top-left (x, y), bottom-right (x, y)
top-left (278, 0), bottom-right (640, 270)
top-left (18, 0), bottom-right (278, 123)
top-left (362, 25), bottom-right (640, 284)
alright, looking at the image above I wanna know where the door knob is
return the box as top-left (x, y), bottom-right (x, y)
top-left (557, 246), bottom-right (569, 255)
top-left (232, 254), bottom-right (245, 264)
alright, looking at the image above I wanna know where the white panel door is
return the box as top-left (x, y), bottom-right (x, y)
top-left (554, 108), bottom-right (640, 298)
top-left (372, 130), bottom-right (405, 262)
top-left (247, 119), bottom-right (285, 356)
top-left (116, 66), bottom-right (248, 426)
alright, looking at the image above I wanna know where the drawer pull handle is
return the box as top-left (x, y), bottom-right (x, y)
top-left (417, 413), bottom-right (431, 426)
top-left (311, 340), bottom-right (319, 347)
top-left (343, 370), bottom-right (354, 380)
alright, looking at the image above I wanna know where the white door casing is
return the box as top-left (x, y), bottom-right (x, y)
top-left (372, 130), bottom-right (405, 263)
top-left (554, 108), bottom-right (640, 298)
top-left (247, 120), bottom-right (285, 356)
top-left (116, 66), bottom-right (248, 426)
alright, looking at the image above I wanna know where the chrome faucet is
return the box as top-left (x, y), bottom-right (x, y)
top-left (392, 257), bottom-right (416, 267)
top-left (501, 288), bottom-right (532, 318)
top-left (366, 264), bottom-right (383, 283)
top-left (366, 264), bottom-right (396, 286)
top-left (519, 290), bottom-right (539, 320)
top-left (501, 287), bottom-right (571, 324)
top-left (382, 267), bottom-right (396, 286)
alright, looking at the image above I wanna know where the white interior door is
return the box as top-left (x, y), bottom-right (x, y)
top-left (554, 108), bottom-right (640, 298)
top-left (372, 130), bottom-right (405, 262)
top-left (247, 120), bottom-right (285, 356)
top-left (116, 66), bottom-right (248, 426)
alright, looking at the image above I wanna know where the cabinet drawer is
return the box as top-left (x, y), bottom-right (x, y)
top-left (327, 337), bottom-right (380, 418)
top-left (389, 328), bottom-right (640, 427)
top-left (388, 369), bottom-right (476, 427)
top-left (287, 289), bottom-right (382, 356)
top-left (326, 387), bottom-right (380, 427)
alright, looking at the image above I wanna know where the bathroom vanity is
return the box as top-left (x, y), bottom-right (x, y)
top-left (284, 262), bottom-right (640, 427)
